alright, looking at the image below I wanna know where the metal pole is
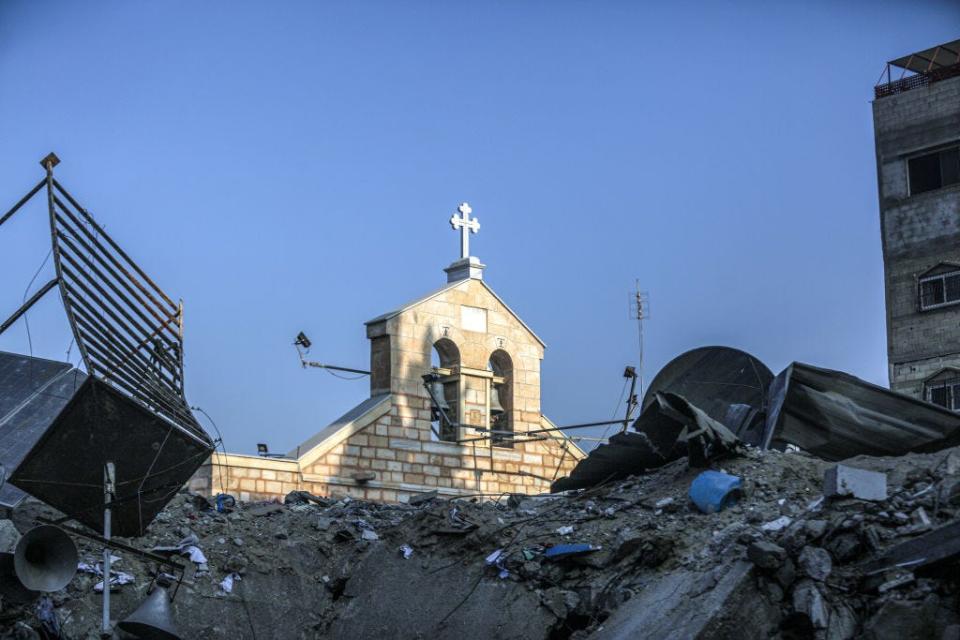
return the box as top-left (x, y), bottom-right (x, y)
top-left (620, 367), bottom-right (638, 434)
top-left (303, 361), bottom-right (371, 375)
top-left (101, 462), bottom-right (115, 637)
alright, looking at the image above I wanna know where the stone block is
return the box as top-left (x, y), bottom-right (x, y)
top-left (824, 465), bottom-right (887, 501)
top-left (264, 481), bottom-right (282, 494)
top-left (390, 438), bottom-right (421, 451)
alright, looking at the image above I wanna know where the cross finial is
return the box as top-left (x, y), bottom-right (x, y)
top-left (449, 202), bottom-right (480, 260)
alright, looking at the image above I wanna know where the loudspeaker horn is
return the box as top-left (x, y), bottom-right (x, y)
top-left (118, 585), bottom-right (183, 640)
top-left (13, 525), bottom-right (78, 592)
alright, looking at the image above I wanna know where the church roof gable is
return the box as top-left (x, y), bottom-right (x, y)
top-left (365, 279), bottom-right (546, 347)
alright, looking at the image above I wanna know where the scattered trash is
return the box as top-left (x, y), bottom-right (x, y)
top-left (485, 549), bottom-right (504, 565)
top-left (556, 526), bottom-right (574, 536)
top-left (220, 572), bottom-right (241, 594)
top-left (485, 548), bottom-right (509, 579)
top-left (399, 544), bottom-right (413, 559)
top-left (151, 534), bottom-right (208, 568)
top-left (688, 470), bottom-right (742, 514)
top-left (216, 493), bottom-right (237, 512)
top-left (77, 557), bottom-right (135, 593)
top-left (654, 497), bottom-right (675, 509)
top-left (761, 516), bottom-right (792, 532)
top-left (544, 544), bottom-right (601, 560)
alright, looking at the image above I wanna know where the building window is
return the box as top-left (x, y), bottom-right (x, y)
top-left (909, 146), bottom-right (960, 195)
top-left (430, 338), bottom-right (460, 442)
top-left (488, 350), bottom-right (513, 448)
top-left (919, 266), bottom-right (960, 311)
top-left (925, 370), bottom-right (960, 411)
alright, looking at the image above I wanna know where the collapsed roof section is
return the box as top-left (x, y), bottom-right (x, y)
top-left (763, 362), bottom-right (960, 460)
top-left (552, 348), bottom-right (960, 492)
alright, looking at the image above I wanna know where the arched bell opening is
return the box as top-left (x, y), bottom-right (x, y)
top-left (430, 338), bottom-right (461, 442)
top-left (488, 349), bottom-right (513, 448)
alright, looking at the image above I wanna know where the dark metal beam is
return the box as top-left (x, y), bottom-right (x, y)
top-left (0, 179), bottom-right (45, 229)
top-left (0, 278), bottom-right (59, 336)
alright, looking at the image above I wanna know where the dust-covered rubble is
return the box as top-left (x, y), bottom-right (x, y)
top-left (2, 445), bottom-right (959, 639)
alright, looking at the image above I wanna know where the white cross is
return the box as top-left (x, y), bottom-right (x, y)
top-left (449, 202), bottom-right (480, 259)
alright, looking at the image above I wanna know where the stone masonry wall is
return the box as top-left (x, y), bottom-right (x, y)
top-left (191, 404), bottom-right (580, 504)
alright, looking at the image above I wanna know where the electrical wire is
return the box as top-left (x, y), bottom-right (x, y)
top-left (192, 405), bottom-right (229, 496)
top-left (20, 248), bottom-right (53, 356)
top-left (596, 375), bottom-right (630, 443)
top-left (323, 368), bottom-right (367, 381)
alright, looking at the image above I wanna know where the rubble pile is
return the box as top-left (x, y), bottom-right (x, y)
top-left (2, 446), bottom-right (960, 639)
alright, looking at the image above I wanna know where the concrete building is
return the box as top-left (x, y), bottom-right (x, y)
top-left (191, 203), bottom-right (583, 502)
top-left (873, 39), bottom-right (960, 408)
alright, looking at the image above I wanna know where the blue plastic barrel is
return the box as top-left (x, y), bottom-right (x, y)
top-left (688, 470), bottom-right (742, 514)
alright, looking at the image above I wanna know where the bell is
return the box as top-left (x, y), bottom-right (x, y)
top-left (489, 385), bottom-right (505, 416)
top-left (429, 381), bottom-right (450, 411)
top-left (13, 525), bottom-right (78, 592)
top-left (118, 585), bottom-right (182, 640)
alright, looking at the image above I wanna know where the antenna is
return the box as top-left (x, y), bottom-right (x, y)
top-left (628, 280), bottom-right (649, 399)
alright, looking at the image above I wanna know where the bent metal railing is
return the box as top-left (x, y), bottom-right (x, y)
top-left (0, 153), bottom-right (205, 441)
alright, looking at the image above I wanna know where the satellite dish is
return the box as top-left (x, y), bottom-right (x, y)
top-left (642, 346), bottom-right (773, 441)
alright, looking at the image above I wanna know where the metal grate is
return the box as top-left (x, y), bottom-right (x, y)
top-left (0, 154), bottom-right (205, 442)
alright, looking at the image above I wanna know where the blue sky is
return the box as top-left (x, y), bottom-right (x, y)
top-left (1, 2), bottom-right (957, 454)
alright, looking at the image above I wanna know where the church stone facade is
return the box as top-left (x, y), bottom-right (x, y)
top-left (190, 204), bottom-right (583, 503)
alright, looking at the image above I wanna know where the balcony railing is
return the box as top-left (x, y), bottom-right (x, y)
top-left (875, 62), bottom-right (960, 99)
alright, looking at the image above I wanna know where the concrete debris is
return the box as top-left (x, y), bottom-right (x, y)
top-left (792, 578), bottom-right (829, 629)
top-left (747, 540), bottom-right (786, 570)
top-left (408, 489), bottom-right (439, 506)
top-left (1, 443), bottom-right (959, 639)
top-left (825, 464), bottom-right (888, 501)
top-left (0, 518), bottom-right (21, 553)
top-left (797, 545), bottom-right (832, 581)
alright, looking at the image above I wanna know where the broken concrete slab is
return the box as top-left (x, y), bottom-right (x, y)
top-left (863, 596), bottom-right (939, 640)
top-left (593, 561), bottom-right (772, 640)
top-left (863, 519), bottom-right (960, 575)
top-left (326, 544), bottom-right (555, 640)
top-left (825, 465), bottom-right (888, 501)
